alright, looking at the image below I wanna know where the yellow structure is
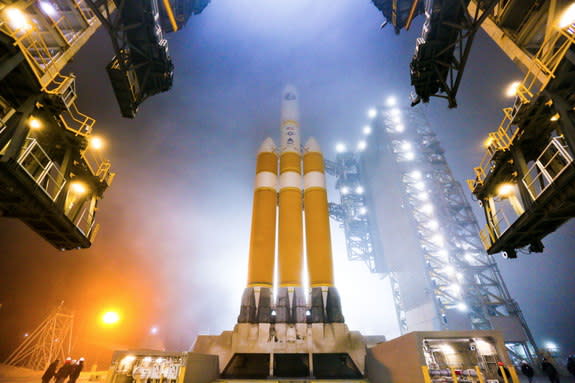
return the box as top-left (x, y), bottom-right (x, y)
top-left (278, 149), bottom-right (303, 287)
top-left (304, 138), bottom-right (334, 287)
top-left (246, 138), bottom-right (277, 287)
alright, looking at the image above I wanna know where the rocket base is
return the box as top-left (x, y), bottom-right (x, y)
top-left (195, 285), bottom-right (366, 378)
top-left (192, 321), bottom-right (367, 378)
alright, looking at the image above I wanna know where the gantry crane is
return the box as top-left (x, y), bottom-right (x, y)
top-left (371, 0), bottom-right (575, 258)
top-left (0, 0), bottom-right (208, 250)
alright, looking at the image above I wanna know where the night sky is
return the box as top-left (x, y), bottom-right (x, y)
top-left (1, 0), bottom-right (574, 366)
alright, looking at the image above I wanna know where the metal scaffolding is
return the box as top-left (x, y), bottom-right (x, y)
top-left (5, 303), bottom-right (74, 371)
top-left (328, 101), bottom-right (538, 363)
top-left (468, 3), bottom-right (575, 257)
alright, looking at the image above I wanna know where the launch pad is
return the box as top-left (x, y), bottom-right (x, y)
top-left (105, 88), bottom-right (519, 383)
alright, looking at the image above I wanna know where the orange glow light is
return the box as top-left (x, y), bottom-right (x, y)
top-left (101, 311), bottom-right (121, 326)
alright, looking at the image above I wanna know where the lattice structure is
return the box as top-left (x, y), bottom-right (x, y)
top-left (328, 101), bottom-right (538, 363)
top-left (326, 153), bottom-right (379, 273)
top-left (5, 304), bottom-right (74, 371)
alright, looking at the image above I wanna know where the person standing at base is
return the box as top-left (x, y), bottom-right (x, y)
top-left (67, 358), bottom-right (84, 383)
top-left (542, 358), bottom-right (560, 383)
top-left (54, 358), bottom-right (73, 383)
top-left (521, 361), bottom-right (535, 383)
top-left (42, 359), bottom-right (59, 383)
top-left (567, 355), bottom-right (575, 380)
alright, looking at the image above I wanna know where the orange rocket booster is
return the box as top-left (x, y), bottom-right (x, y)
top-left (246, 138), bottom-right (278, 288)
top-left (303, 138), bottom-right (334, 287)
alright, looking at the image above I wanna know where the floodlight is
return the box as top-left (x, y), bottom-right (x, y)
top-left (559, 3), bottom-right (575, 28)
top-left (505, 81), bottom-right (520, 97)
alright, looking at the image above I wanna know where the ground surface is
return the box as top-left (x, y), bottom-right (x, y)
top-left (0, 364), bottom-right (107, 383)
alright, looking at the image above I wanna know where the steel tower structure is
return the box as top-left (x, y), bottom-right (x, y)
top-left (0, 0), bottom-right (208, 249)
top-left (5, 303), bottom-right (74, 370)
top-left (328, 101), bottom-right (537, 362)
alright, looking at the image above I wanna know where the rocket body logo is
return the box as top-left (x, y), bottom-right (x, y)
top-left (285, 92), bottom-right (296, 101)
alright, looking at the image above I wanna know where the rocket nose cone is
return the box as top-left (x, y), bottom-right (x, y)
top-left (281, 85), bottom-right (299, 123)
top-left (259, 137), bottom-right (276, 153)
top-left (304, 137), bottom-right (321, 153)
top-left (282, 85), bottom-right (298, 103)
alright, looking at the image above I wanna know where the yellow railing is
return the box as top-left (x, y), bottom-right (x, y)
top-left (479, 226), bottom-right (492, 251)
top-left (58, 101), bottom-right (95, 136)
top-left (470, 22), bottom-right (575, 188)
top-left (0, 0), bottom-right (103, 89)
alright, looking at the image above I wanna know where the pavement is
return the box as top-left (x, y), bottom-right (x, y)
top-left (0, 364), bottom-right (107, 383)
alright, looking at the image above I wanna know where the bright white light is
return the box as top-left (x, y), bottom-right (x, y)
top-left (341, 186), bottom-right (350, 195)
top-left (401, 142), bottom-right (412, 151)
top-left (24, 333), bottom-right (29, 337)
top-left (457, 302), bottom-right (468, 312)
top-left (143, 357), bottom-right (152, 363)
top-left (355, 186), bottom-right (364, 194)
top-left (437, 249), bottom-right (449, 258)
top-left (440, 344), bottom-right (456, 354)
top-left (443, 265), bottom-right (455, 275)
top-left (336, 143), bottom-right (347, 153)
top-left (544, 341), bottom-right (559, 351)
top-left (390, 108), bottom-right (400, 116)
top-left (409, 170), bottom-right (422, 179)
top-left (368, 108), bottom-right (377, 118)
top-left (505, 81), bottom-right (521, 97)
top-left (271, 310), bottom-right (277, 316)
top-left (90, 136), bottom-right (105, 150)
top-left (431, 234), bottom-right (444, 246)
top-left (357, 140), bottom-right (367, 151)
top-left (404, 151), bottom-right (415, 160)
top-left (497, 183), bottom-right (515, 197)
top-left (69, 181), bottom-right (88, 195)
top-left (418, 192), bottom-right (429, 201)
top-left (428, 220), bottom-right (439, 230)
top-left (156, 358), bottom-right (164, 363)
top-left (28, 117), bottom-right (42, 130)
top-left (150, 326), bottom-right (158, 335)
top-left (559, 3), bottom-right (575, 28)
top-left (363, 125), bottom-right (372, 135)
top-left (122, 355), bottom-right (136, 364)
top-left (386, 96), bottom-right (397, 106)
top-left (39, 1), bottom-right (57, 16)
top-left (415, 181), bottom-right (426, 190)
top-left (450, 284), bottom-right (461, 294)
top-left (421, 204), bottom-right (434, 214)
top-left (456, 272), bottom-right (464, 281)
top-left (359, 207), bottom-right (367, 215)
top-left (392, 115), bottom-right (401, 124)
top-left (395, 124), bottom-right (405, 132)
top-left (474, 339), bottom-right (495, 354)
top-left (465, 253), bottom-right (475, 262)
top-left (5, 8), bottom-right (31, 30)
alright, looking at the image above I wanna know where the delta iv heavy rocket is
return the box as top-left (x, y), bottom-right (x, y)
top-left (192, 86), bottom-right (366, 377)
top-left (105, 88), bottom-right (517, 383)
top-left (241, 85), bottom-right (343, 325)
